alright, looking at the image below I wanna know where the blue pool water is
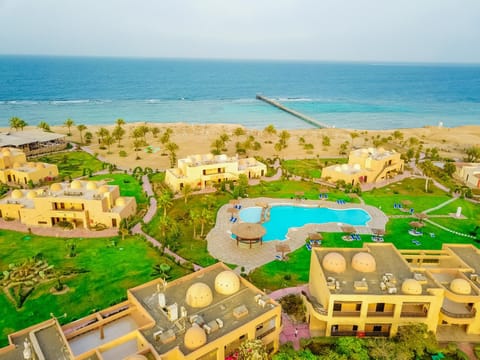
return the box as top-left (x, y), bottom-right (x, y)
top-left (239, 205), bottom-right (371, 241)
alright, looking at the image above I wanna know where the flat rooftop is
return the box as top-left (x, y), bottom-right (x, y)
top-left (0, 130), bottom-right (65, 147)
top-left (316, 243), bottom-right (437, 296)
top-left (130, 265), bottom-right (278, 356)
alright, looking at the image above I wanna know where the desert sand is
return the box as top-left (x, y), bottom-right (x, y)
top-left (6, 123), bottom-right (480, 170)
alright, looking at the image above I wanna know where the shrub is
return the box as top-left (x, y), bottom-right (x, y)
top-left (119, 150), bottom-right (127, 157)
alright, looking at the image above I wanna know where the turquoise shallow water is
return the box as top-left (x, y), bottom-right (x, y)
top-left (1, 56), bottom-right (480, 129)
top-left (239, 205), bottom-right (371, 241)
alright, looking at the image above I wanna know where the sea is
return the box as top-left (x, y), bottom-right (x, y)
top-left (1, 55), bottom-right (479, 130)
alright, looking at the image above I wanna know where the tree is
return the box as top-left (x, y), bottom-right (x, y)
top-left (464, 146), bottom-right (480, 162)
top-left (112, 125), bottom-right (126, 147)
top-left (189, 208), bottom-right (201, 239)
top-left (422, 160), bottom-right (435, 192)
top-left (133, 139), bottom-right (144, 151)
top-left (96, 127), bottom-right (109, 144)
top-left (160, 128), bottom-right (173, 145)
top-left (394, 324), bottom-right (439, 359)
top-left (350, 132), bottom-right (359, 148)
top-left (9, 117), bottom-right (27, 131)
top-left (157, 191), bottom-right (173, 217)
top-left (211, 138), bottom-right (224, 155)
top-left (392, 130), bottom-right (404, 143)
top-left (322, 135), bottom-right (331, 147)
top-left (336, 337), bottom-right (369, 360)
top-left (84, 131), bottom-right (93, 144)
top-left (234, 127), bottom-right (246, 137)
top-left (181, 184), bottom-right (193, 204)
top-left (264, 124), bottom-right (277, 137)
top-left (77, 124), bottom-right (87, 144)
top-left (279, 130), bottom-right (291, 144)
top-left (64, 118), bottom-right (75, 136)
top-left (102, 134), bottom-right (115, 153)
top-left (444, 162), bottom-right (456, 177)
top-left (238, 339), bottom-right (268, 360)
top-left (339, 141), bottom-right (349, 155)
top-left (166, 142), bottom-right (179, 168)
top-left (37, 121), bottom-right (51, 132)
top-left (150, 127), bottom-right (160, 138)
top-left (118, 218), bottom-right (131, 241)
top-left (116, 118), bottom-right (125, 127)
top-left (220, 132), bottom-right (230, 147)
top-left (199, 207), bottom-right (213, 238)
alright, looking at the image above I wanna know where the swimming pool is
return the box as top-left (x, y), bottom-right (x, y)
top-left (239, 205), bottom-right (371, 241)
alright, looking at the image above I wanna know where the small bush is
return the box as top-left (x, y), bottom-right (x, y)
top-left (119, 150), bottom-right (127, 157)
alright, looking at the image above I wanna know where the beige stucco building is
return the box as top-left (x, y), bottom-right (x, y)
top-left (0, 262), bottom-right (282, 360)
top-left (455, 162), bottom-right (480, 189)
top-left (0, 147), bottom-right (58, 185)
top-left (304, 243), bottom-right (480, 338)
top-left (165, 154), bottom-right (267, 192)
top-left (0, 180), bottom-right (136, 229)
top-left (322, 148), bottom-right (404, 186)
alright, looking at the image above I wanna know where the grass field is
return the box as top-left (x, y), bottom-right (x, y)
top-left (282, 158), bottom-right (347, 179)
top-left (0, 230), bottom-right (191, 346)
top-left (37, 151), bottom-right (105, 180)
top-left (90, 173), bottom-right (148, 205)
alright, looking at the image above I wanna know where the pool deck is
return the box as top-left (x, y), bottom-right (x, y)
top-left (206, 197), bottom-right (388, 272)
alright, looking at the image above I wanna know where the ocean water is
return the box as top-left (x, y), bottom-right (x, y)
top-left (0, 55), bottom-right (479, 129)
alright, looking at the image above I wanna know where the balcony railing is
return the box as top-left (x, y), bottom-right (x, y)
top-left (333, 311), bottom-right (361, 317)
top-left (400, 311), bottom-right (428, 318)
top-left (367, 311), bottom-right (394, 317)
top-left (256, 327), bottom-right (276, 339)
top-left (440, 307), bottom-right (476, 319)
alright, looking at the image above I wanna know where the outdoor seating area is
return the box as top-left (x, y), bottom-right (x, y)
top-left (336, 199), bottom-right (347, 205)
top-left (318, 193), bottom-right (329, 200)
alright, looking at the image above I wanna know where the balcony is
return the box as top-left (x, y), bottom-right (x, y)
top-left (400, 311), bottom-right (428, 318)
top-left (440, 307), bottom-right (476, 319)
top-left (367, 311), bottom-right (394, 317)
top-left (333, 311), bottom-right (361, 317)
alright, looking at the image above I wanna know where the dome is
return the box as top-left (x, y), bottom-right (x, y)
top-left (13, 162), bottom-right (21, 168)
top-left (322, 252), bottom-right (346, 273)
top-left (115, 197), bottom-right (126, 207)
top-left (184, 325), bottom-right (207, 350)
top-left (27, 162), bottom-right (35, 168)
top-left (334, 166), bottom-right (341, 172)
top-left (401, 279), bottom-right (422, 295)
top-left (215, 271), bottom-right (240, 295)
top-left (341, 164), bottom-right (348, 170)
top-left (353, 163), bottom-right (361, 170)
top-left (185, 282), bottom-right (213, 308)
top-left (351, 252), bottom-right (376, 273)
top-left (70, 180), bottom-right (82, 189)
top-left (86, 181), bottom-right (97, 190)
top-left (450, 278), bottom-right (471, 295)
top-left (11, 189), bottom-right (23, 199)
top-left (98, 185), bottom-right (109, 194)
top-left (1, 149), bottom-right (11, 156)
top-left (35, 163), bottom-right (44, 169)
top-left (26, 190), bottom-right (37, 199)
top-left (50, 183), bottom-right (62, 191)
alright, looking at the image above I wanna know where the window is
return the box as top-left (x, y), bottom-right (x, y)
top-left (373, 325), bottom-right (382, 332)
top-left (353, 325), bottom-right (358, 331)
top-left (355, 304), bottom-right (361, 311)
top-left (333, 303), bottom-right (342, 311)
top-left (376, 303), bottom-right (385, 312)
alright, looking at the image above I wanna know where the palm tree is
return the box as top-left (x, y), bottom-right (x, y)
top-left (233, 127), bottom-right (246, 137)
top-left (181, 184), bottom-right (193, 204)
top-left (116, 118), bottom-right (125, 127)
top-left (263, 124), bottom-right (277, 137)
top-left (118, 218), bottom-right (130, 241)
top-left (77, 124), bottom-right (87, 144)
top-left (112, 125), bottom-right (126, 147)
top-left (211, 139), bottom-right (224, 155)
top-left (137, 125), bottom-right (150, 143)
top-left (166, 142), bottom-right (179, 167)
top-left (37, 121), bottom-right (51, 132)
top-left (102, 134), bottom-right (115, 153)
top-left (350, 132), bottom-right (359, 148)
top-left (199, 208), bottom-right (213, 238)
top-left (189, 208), bottom-right (201, 239)
top-left (160, 128), bottom-right (173, 145)
top-left (9, 116), bottom-right (21, 131)
top-left (96, 127), bottom-right (109, 144)
top-left (157, 191), bottom-right (173, 217)
top-left (64, 118), bottom-right (75, 136)
top-left (150, 127), bottom-right (160, 138)
top-left (18, 118), bottom-right (28, 130)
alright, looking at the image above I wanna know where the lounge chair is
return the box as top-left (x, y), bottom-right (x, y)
top-left (430, 233), bottom-right (436, 238)
top-left (305, 243), bottom-right (312, 251)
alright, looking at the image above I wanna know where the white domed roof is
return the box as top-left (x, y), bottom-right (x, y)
top-left (26, 190), bottom-right (37, 199)
top-left (334, 166), bottom-right (341, 172)
top-left (353, 163), bottom-right (361, 170)
top-left (70, 180), bottom-right (82, 189)
top-left (86, 181), bottom-right (97, 190)
top-left (115, 197), bottom-right (126, 207)
top-left (50, 183), bottom-right (62, 191)
top-left (185, 282), bottom-right (213, 308)
top-left (351, 252), bottom-right (376, 273)
top-left (2, 149), bottom-right (11, 156)
top-left (450, 278), bottom-right (471, 295)
top-left (341, 164), bottom-right (348, 170)
top-left (401, 279), bottom-right (422, 295)
top-left (13, 162), bottom-right (21, 168)
top-left (184, 325), bottom-right (207, 350)
top-left (98, 185), bottom-right (109, 194)
top-left (11, 189), bottom-right (23, 199)
top-left (322, 252), bottom-right (347, 273)
top-left (215, 271), bottom-right (240, 295)
top-left (35, 163), bottom-right (44, 169)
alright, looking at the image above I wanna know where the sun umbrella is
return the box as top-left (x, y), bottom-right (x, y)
top-left (409, 221), bottom-right (425, 229)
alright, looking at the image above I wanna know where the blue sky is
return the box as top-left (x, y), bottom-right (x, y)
top-left (1, 0), bottom-right (479, 62)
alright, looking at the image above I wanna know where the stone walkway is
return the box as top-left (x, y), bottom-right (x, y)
top-left (206, 197), bottom-right (388, 272)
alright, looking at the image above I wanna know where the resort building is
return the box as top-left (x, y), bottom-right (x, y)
top-left (322, 147), bottom-right (404, 186)
top-left (304, 243), bottom-right (480, 338)
top-left (455, 162), bottom-right (480, 189)
top-left (0, 262), bottom-right (282, 360)
top-left (0, 147), bottom-right (58, 185)
top-left (0, 129), bottom-right (66, 156)
top-left (0, 180), bottom-right (136, 229)
top-left (165, 154), bottom-right (267, 192)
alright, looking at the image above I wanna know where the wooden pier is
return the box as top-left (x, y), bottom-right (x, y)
top-left (256, 94), bottom-right (331, 128)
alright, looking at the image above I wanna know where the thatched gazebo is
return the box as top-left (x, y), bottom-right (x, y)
top-left (414, 213), bottom-right (428, 222)
top-left (371, 228), bottom-right (386, 236)
top-left (275, 244), bottom-right (291, 259)
top-left (409, 221), bottom-right (425, 230)
top-left (341, 225), bottom-right (356, 234)
top-left (231, 223), bottom-right (266, 248)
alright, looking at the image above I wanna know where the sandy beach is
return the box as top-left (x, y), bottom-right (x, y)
top-left (4, 123), bottom-right (480, 170)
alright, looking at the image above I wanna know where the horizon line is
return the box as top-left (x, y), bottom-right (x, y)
top-left (1, 53), bottom-right (480, 66)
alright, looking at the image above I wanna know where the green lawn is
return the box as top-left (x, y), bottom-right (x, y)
top-left (0, 229), bottom-right (191, 346)
top-left (90, 173), bottom-right (148, 205)
top-left (282, 158), bottom-right (347, 179)
top-left (36, 151), bottom-right (105, 180)
top-left (362, 178), bottom-right (451, 214)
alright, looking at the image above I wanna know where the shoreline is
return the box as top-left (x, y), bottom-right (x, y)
top-left (1, 123), bottom-right (479, 170)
